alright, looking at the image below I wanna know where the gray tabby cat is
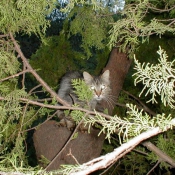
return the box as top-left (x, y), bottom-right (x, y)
top-left (57, 70), bottom-right (111, 129)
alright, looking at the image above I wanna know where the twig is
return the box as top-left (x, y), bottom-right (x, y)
top-left (0, 70), bottom-right (30, 82)
top-left (0, 96), bottom-right (112, 120)
top-left (67, 149), bottom-right (80, 165)
top-left (146, 160), bottom-right (160, 175)
top-left (123, 90), bottom-right (156, 116)
top-left (99, 161), bottom-right (118, 175)
top-left (22, 63), bottom-right (27, 88)
top-left (147, 4), bottom-right (175, 13)
top-left (28, 84), bottom-right (42, 95)
top-left (0, 34), bottom-right (9, 38)
top-left (45, 115), bottom-right (88, 171)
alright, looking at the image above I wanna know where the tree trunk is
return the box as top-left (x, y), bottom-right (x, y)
top-left (102, 47), bottom-right (132, 114)
top-left (33, 47), bottom-right (132, 170)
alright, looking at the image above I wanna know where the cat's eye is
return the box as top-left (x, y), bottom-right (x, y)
top-left (90, 86), bottom-right (95, 90)
top-left (101, 85), bottom-right (106, 90)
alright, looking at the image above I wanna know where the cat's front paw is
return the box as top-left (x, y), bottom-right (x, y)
top-left (78, 123), bottom-right (91, 133)
top-left (56, 118), bottom-right (75, 131)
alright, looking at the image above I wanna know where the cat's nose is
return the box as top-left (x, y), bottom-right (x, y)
top-left (95, 90), bottom-right (101, 97)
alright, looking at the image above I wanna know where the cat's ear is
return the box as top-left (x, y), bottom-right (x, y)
top-left (83, 71), bottom-right (93, 84)
top-left (101, 70), bottom-right (110, 80)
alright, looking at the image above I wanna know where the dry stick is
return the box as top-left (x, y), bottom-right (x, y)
top-left (22, 97), bottom-right (111, 119)
top-left (67, 149), bottom-right (80, 165)
top-left (146, 161), bottom-right (160, 175)
top-left (123, 90), bottom-right (156, 116)
top-left (22, 63), bottom-right (26, 88)
top-left (28, 84), bottom-right (42, 95)
top-left (0, 34), bottom-right (9, 38)
top-left (0, 96), bottom-right (111, 120)
top-left (69, 121), bottom-right (175, 175)
top-left (0, 69), bottom-right (30, 82)
top-left (142, 141), bottom-right (175, 167)
top-left (99, 161), bottom-right (117, 175)
top-left (9, 32), bottom-right (70, 107)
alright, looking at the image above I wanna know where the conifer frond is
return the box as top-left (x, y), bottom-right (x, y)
top-left (72, 78), bottom-right (93, 102)
top-left (133, 46), bottom-right (175, 108)
top-left (83, 104), bottom-right (173, 144)
top-left (0, 0), bottom-right (56, 35)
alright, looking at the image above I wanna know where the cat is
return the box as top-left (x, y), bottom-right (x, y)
top-left (57, 70), bottom-right (112, 130)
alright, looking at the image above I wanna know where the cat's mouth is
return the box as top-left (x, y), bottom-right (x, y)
top-left (95, 96), bottom-right (103, 101)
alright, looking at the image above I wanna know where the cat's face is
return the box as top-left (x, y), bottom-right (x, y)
top-left (83, 70), bottom-right (111, 101)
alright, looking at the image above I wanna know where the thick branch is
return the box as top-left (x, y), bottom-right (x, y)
top-left (143, 141), bottom-right (175, 167)
top-left (69, 120), bottom-right (175, 175)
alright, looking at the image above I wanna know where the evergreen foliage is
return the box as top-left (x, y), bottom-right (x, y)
top-left (65, 5), bottom-right (114, 58)
top-left (0, 0), bottom-right (56, 36)
top-left (0, 0), bottom-right (175, 174)
top-left (30, 34), bottom-right (83, 87)
top-left (72, 79), bottom-right (93, 104)
top-left (134, 46), bottom-right (175, 108)
top-left (108, 0), bottom-right (175, 57)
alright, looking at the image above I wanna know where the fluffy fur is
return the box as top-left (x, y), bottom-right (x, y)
top-left (58, 70), bottom-right (111, 110)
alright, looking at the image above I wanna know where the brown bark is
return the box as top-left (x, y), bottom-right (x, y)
top-left (102, 47), bottom-right (132, 114)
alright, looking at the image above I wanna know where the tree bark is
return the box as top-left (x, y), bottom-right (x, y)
top-left (102, 47), bottom-right (132, 114)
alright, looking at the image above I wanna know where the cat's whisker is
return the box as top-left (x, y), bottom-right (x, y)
top-left (103, 95), bottom-right (116, 111)
top-left (107, 95), bottom-right (117, 103)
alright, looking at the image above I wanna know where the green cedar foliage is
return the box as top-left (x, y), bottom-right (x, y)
top-left (72, 79), bottom-right (93, 105)
top-left (108, 0), bottom-right (175, 57)
top-left (0, 39), bottom-right (31, 171)
top-left (0, 0), bottom-right (56, 36)
top-left (0, 0), bottom-right (58, 172)
top-left (30, 34), bottom-right (83, 87)
top-left (64, 5), bottom-right (114, 58)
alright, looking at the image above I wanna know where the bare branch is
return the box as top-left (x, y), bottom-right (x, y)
top-left (28, 84), bottom-right (42, 95)
top-left (147, 4), bottom-right (175, 13)
top-left (9, 32), bottom-right (70, 107)
top-left (143, 141), bottom-right (175, 167)
top-left (45, 116), bottom-right (87, 171)
top-left (146, 160), bottom-right (160, 175)
top-left (0, 70), bottom-right (30, 82)
top-left (0, 96), bottom-right (112, 120)
top-left (123, 90), bottom-right (156, 116)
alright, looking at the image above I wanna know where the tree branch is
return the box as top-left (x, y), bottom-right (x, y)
top-left (142, 141), bottom-right (175, 167)
top-left (0, 96), bottom-right (112, 120)
top-left (69, 121), bottom-right (175, 175)
top-left (123, 90), bottom-right (156, 116)
top-left (0, 70), bottom-right (30, 82)
top-left (9, 32), bottom-right (70, 107)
